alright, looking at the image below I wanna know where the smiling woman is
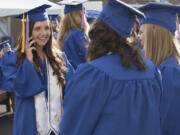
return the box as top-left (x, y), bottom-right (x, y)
top-left (0, 4), bottom-right (74, 135)
top-left (31, 21), bottom-right (51, 47)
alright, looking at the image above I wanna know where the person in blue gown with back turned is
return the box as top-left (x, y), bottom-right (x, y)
top-left (60, 0), bottom-right (162, 135)
top-left (0, 4), bottom-right (74, 135)
top-left (0, 40), bottom-right (12, 91)
top-left (56, 0), bottom-right (89, 70)
top-left (0, 40), bottom-right (11, 59)
top-left (139, 3), bottom-right (180, 135)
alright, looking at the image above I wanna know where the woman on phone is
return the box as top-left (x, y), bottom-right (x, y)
top-left (0, 4), bottom-right (74, 135)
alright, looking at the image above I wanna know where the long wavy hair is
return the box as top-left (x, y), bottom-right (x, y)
top-left (87, 19), bottom-right (146, 71)
top-left (143, 24), bottom-right (180, 66)
top-left (16, 21), bottom-right (67, 85)
top-left (57, 10), bottom-right (89, 50)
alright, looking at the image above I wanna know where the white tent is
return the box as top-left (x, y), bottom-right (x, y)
top-left (84, 1), bottom-right (102, 11)
top-left (0, 0), bottom-right (102, 39)
top-left (0, 0), bottom-right (103, 18)
top-left (0, 0), bottom-right (63, 17)
top-left (0, 0), bottom-right (63, 39)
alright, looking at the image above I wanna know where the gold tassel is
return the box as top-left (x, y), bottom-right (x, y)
top-left (21, 13), bottom-right (25, 53)
top-left (60, 84), bottom-right (64, 114)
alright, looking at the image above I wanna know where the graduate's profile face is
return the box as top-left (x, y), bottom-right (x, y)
top-left (32, 20), bottom-right (51, 47)
top-left (139, 25), bottom-right (145, 46)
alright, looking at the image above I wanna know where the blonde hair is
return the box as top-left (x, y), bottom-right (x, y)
top-left (0, 49), bottom-right (4, 58)
top-left (57, 10), bottom-right (89, 50)
top-left (143, 24), bottom-right (180, 66)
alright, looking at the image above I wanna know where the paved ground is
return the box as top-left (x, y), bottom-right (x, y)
top-left (0, 114), bottom-right (13, 135)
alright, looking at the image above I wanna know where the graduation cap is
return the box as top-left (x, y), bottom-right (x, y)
top-left (16, 4), bottom-right (51, 22)
top-left (86, 10), bottom-right (100, 24)
top-left (98, 0), bottom-right (144, 39)
top-left (0, 40), bottom-right (11, 52)
top-left (57, 0), bottom-right (88, 28)
top-left (138, 3), bottom-right (180, 35)
top-left (16, 4), bottom-right (51, 53)
top-left (57, 0), bottom-right (87, 14)
top-left (49, 15), bottom-right (58, 22)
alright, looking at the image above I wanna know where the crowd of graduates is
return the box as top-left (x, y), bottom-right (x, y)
top-left (0, 0), bottom-right (180, 135)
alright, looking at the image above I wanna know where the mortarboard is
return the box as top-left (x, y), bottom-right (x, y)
top-left (16, 4), bottom-right (51, 22)
top-left (138, 3), bottom-right (180, 35)
top-left (0, 40), bottom-right (11, 51)
top-left (57, 0), bottom-right (87, 14)
top-left (57, 0), bottom-right (88, 28)
top-left (16, 4), bottom-right (51, 53)
top-left (49, 15), bottom-right (58, 22)
top-left (98, 0), bottom-right (144, 39)
top-left (86, 10), bottom-right (100, 24)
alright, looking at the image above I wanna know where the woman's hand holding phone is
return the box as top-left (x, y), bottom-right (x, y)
top-left (25, 37), bottom-right (36, 63)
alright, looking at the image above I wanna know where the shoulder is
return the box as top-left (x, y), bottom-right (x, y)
top-left (87, 53), bottom-right (157, 80)
top-left (1, 50), bottom-right (17, 65)
top-left (160, 57), bottom-right (179, 69)
top-left (69, 29), bottom-right (85, 36)
top-left (65, 59), bottom-right (161, 96)
top-left (2, 50), bottom-right (17, 58)
top-left (66, 29), bottom-right (87, 40)
top-left (159, 57), bottom-right (180, 77)
top-left (144, 58), bottom-right (157, 71)
top-left (159, 57), bottom-right (180, 76)
top-left (72, 63), bottom-right (106, 81)
top-left (159, 58), bottom-right (180, 89)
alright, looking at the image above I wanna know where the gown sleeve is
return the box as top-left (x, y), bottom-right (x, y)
top-left (0, 64), bottom-right (12, 92)
top-left (60, 64), bottom-right (114, 135)
top-left (160, 65), bottom-right (180, 133)
top-left (63, 30), bottom-right (88, 69)
top-left (1, 51), bottom-right (44, 98)
top-left (62, 52), bottom-right (75, 95)
top-left (0, 60), bottom-right (3, 89)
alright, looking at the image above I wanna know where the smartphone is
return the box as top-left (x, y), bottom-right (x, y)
top-left (29, 37), bottom-right (36, 48)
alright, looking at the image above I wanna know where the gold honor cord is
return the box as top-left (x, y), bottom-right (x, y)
top-left (60, 84), bottom-right (64, 115)
top-left (21, 13), bottom-right (25, 53)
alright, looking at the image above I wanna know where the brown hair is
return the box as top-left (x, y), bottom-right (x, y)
top-left (57, 10), bottom-right (89, 50)
top-left (130, 18), bottom-right (140, 46)
top-left (16, 21), bottom-right (67, 85)
top-left (143, 24), bottom-right (180, 66)
top-left (87, 19), bottom-right (146, 71)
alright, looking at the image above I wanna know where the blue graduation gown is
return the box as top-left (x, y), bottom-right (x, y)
top-left (1, 50), bottom-right (74, 135)
top-left (60, 52), bottom-right (162, 135)
top-left (63, 29), bottom-right (88, 69)
top-left (159, 57), bottom-right (180, 135)
top-left (0, 60), bottom-right (3, 89)
top-left (54, 32), bottom-right (58, 41)
top-left (0, 56), bottom-right (13, 92)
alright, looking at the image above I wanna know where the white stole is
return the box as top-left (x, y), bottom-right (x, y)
top-left (34, 58), bottom-right (62, 135)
